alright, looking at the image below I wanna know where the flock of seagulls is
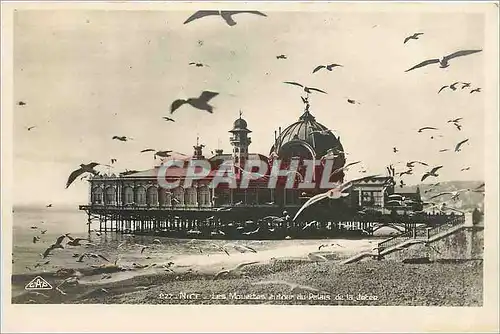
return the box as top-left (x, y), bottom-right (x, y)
top-left (17, 11), bottom-right (486, 303)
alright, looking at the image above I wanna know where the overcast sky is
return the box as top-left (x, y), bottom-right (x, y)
top-left (12, 6), bottom-right (488, 205)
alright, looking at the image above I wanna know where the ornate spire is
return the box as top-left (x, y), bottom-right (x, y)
top-left (299, 95), bottom-right (316, 121)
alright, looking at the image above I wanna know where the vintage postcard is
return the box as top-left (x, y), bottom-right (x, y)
top-left (1, 1), bottom-right (499, 332)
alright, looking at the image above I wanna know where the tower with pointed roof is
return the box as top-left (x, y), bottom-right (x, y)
top-left (229, 111), bottom-right (252, 169)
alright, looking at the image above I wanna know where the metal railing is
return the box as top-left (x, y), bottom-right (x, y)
top-left (428, 214), bottom-right (465, 239)
top-left (377, 213), bottom-right (466, 253)
top-left (377, 231), bottom-right (413, 251)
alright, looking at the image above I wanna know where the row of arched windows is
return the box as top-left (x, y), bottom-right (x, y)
top-left (91, 185), bottom-right (211, 207)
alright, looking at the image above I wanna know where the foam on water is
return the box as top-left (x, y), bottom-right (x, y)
top-left (12, 207), bottom-right (378, 284)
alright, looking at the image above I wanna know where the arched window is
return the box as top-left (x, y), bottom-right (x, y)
top-left (198, 186), bottom-right (210, 207)
top-left (185, 187), bottom-right (197, 206)
top-left (172, 187), bottom-right (184, 205)
top-left (123, 186), bottom-right (134, 204)
top-left (135, 186), bottom-right (147, 205)
top-left (158, 188), bottom-right (171, 206)
top-left (147, 186), bottom-right (158, 206)
top-left (105, 187), bottom-right (116, 205)
top-left (92, 187), bottom-right (103, 204)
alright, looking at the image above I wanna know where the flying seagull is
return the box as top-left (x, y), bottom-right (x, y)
top-left (461, 82), bottom-right (471, 89)
top-left (189, 62), bottom-right (209, 67)
top-left (17, 101), bottom-right (27, 106)
top-left (448, 117), bottom-right (463, 124)
top-left (66, 235), bottom-right (89, 246)
top-left (155, 150), bottom-right (173, 158)
top-left (183, 10), bottom-right (267, 26)
top-left (405, 49), bottom-right (482, 72)
top-left (404, 32), bottom-right (424, 44)
top-left (283, 81), bottom-right (327, 94)
top-left (449, 82), bottom-right (460, 90)
top-left (276, 54), bottom-right (287, 59)
top-left (453, 122), bottom-right (462, 131)
top-left (162, 117), bottom-right (175, 122)
top-left (438, 85), bottom-right (449, 94)
top-left (421, 166), bottom-right (443, 182)
top-left (293, 175), bottom-right (377, 221)
top-left (170, 91), bottom-right (219, 114)
top-left (66, 162), bottom-right (102, 188)
top-left (455, 139), bottom-right (469, 152)
top-left (470, 88), bottom-right (481, 94)
top-left (41, 235), bottom-right (67, 258)
top-left (27, 126), bottom-right (36, 131)
top-left (140, 148), bottom-right (156, 153)
top-left (347, 99), bottom-right (359, 104)
top-left (418, 126), bottom-right (438, 133)
top-left (329, 160), bottom-right (362, 177)
top-left (112, 136), bottom-right (133, 141)
top-left (407, 160), bottom-right (428, 167)
top-left (312, 63), bottom-right (342, 73)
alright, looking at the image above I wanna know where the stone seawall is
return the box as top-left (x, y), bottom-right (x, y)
top-left (383, 225), bottom-right (484, 261)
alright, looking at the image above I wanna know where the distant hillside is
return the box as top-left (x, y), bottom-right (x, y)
top-left (400, 180), bottom-right (485, 213)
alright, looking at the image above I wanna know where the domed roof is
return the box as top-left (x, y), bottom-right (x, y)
top-left (270, 109), bottom-right (345, 161)
top-left (230, 117), bottom-right (251, 133)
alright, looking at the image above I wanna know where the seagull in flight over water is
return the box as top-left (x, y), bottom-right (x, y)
top-left (183, 11), bottom-right (267, 26)
top-left (405, 49), bottom-right (482, 72)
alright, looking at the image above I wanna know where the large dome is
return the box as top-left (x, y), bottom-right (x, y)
top-left (270, 109), bottom-right (346, 165)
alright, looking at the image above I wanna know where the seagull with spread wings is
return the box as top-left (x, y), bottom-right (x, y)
top-left (183, 10), bottom-right (267, 26)
top-left (162, 117), bottom-right (175, 122)
top-left (41, 235), bottom-right (67, 258)
top-left (283, 81), bottom-right (327, 94)
top-left (312, 63), bottom-right (342, 74)
top-left (470, 88), bottom-right (481, 94)
top-left (170, 91), bottom-right (219, 114)
top-left (404, 32), bottom-right (424, 44)
top-left (429, 189), bottom-right (470, 201)
top-left (112, 136), bottom-right (133, 141)
top-left (455, 139), bottom-right (469, 152)
top-left (421, 166), bottom-right (443, 182)
top-left (407, 161), bottom-right (428, 168)
top-left (438, 85), bottom-right (450, 94)
top-left (405, 49), bottom-right (482, 72)
top-left (293, 175), bottom-right (378, 221)
top-left (66, 162), bottom-right (103, 188)
top-left (329, 161), bottom-right (362, 177)
top-left (418, 126), bottom-right (438, 133)
top-left (189, 62), bottom-right (209, 67)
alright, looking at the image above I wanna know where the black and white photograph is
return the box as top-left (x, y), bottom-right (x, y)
top-left (1, 1), bottom-right (499, 332)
